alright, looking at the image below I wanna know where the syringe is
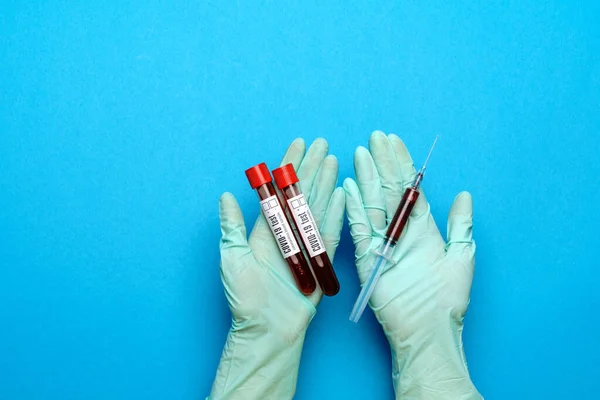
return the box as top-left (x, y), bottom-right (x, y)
top-left (349, 135), bottom-right (439, 323)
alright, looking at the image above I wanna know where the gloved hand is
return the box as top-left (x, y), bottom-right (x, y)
top-left (208, 138), bottom-right (345, 400)
top-left (344, 131), bottom-right (483, 399)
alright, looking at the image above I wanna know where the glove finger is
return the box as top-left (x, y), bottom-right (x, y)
top-left (446, 191), bottom-right (475, 259)
top-left (388, 134), bottom-right (429, 217)
top-left (354, 146), bottom-right (387, 231)
top-left (297, 138), bottom-right (329, 197)
top-left (279, 137), bottom-right (306, 170)
top-left (369, 131), bottom-right (404, 223)
top-left (219, 192), bottom-right (253, 279)
top-left (388, 134), bottom-right (416, 185)
top-left (308, 155), bottom-right (338, 228)
top-left (320, 187), bottom-right (345, 262)
top-left (344, 178), bottom-right (372, 258)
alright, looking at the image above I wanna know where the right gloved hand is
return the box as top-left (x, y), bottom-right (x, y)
top-left (208, 138), bottom-right (345, 400)
top-left (344, 131), bottom-right (483, 399)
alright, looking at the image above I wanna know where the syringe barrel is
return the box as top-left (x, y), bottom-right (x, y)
top-left (385, 186), bottom-right (420, 244)
top-left (375, 238), bottom-right (396, 260)
top-left (412, 171), bottom-right (425, 188)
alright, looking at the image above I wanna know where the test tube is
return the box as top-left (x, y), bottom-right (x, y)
top-left (245, 163), bottom-right (317, 295)
top-left (272, 164), bottom-right (340, 296)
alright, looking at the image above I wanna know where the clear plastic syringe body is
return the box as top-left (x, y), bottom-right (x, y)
top-left (350, 135), bottom-right (438, 323)
top-left (349, 177), bottom-right (421, 322)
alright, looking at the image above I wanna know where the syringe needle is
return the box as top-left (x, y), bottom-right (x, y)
top-left (421, 134), bottom-right (439, 171)
top-left (412, 135), bottom-right (439, 189)
top-left (350, 135), bottom-right (440, 323)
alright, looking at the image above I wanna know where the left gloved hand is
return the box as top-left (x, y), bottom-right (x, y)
top-left (344, 131), bottom-right (482, 399)
top-left (208, 138), bottom-right (345, 400)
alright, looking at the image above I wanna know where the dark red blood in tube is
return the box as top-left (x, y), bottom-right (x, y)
top-left (245, 163), bottom-right (316, 295)
top-left (272, 164), bottom-right (340, 296)
top-left (385, 187), bottom-right (420, 245)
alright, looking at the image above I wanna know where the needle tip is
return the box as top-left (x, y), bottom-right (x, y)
top-left (422, 135), bottom-right (439, 169)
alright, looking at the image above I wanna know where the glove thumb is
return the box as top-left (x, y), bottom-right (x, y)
top-left (446, 191), bottom-right (475, 259)
top-left (219, 193), bottom-right (252, 279)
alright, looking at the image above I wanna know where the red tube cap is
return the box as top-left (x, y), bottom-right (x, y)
top-left (272, 163), bottom-right (299, 189)
top-left (245, 162), bottom-right (272, 189)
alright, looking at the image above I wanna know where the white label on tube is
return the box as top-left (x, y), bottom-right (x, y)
top-left (287, 194), bottom-right (326, 258)
top-left (259, 195), bottom-right (300, 258)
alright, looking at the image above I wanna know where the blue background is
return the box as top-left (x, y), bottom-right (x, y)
top-left (1, 1), bottom-right (599, 399)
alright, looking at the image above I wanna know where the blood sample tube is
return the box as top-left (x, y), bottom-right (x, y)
top-left (245, 163), bottom-right (316, 295)
top-left (272, 164), bottom-right (340, 296)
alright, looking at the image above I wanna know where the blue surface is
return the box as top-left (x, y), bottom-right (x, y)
top-left (1, 2), bottom-right (599, 399)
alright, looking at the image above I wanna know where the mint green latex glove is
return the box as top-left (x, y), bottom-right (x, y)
top-left (344, 131), bottom-right (483, 399)
top-left (208, 138), bottom-right (345, 400)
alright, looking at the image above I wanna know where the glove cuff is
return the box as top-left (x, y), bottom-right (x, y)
top-left (389, 318), bottom-right (482, 400)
